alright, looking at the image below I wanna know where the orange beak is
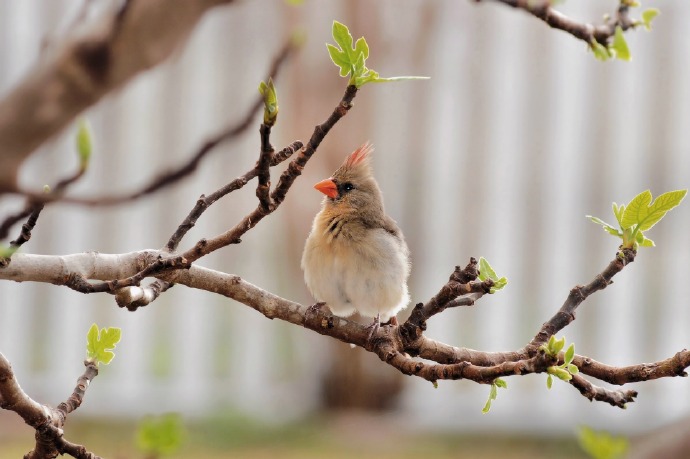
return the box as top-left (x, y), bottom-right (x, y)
top-left (314, 178), bottom-right (338, 199)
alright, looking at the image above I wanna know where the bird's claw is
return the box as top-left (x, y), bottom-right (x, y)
top-left (307, 302), bottom-right (326, 317)
top-left (366, 313), bottom-right (382, 342)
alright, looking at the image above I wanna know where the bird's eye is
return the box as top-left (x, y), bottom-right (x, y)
top-left (342, 182), bottom-right (355, 192)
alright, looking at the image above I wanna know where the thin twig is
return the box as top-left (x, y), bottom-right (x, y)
top-left (16, 40), bottom-right (295, 207)
top-left (180, 85), bottom-right (359, 263)
top-left (255, 123), bottom-right (274, 210)
top-left (0, 168), bottom-right (86, 267)
top-left (529, 247), bottom-right (635, 347)
top-left (164, 140), bottom-right (302, 252)
top-left (482, 0), bottom-right (635, 45)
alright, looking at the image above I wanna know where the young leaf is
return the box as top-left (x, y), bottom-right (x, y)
top-left (568, 364), bottom-right (580, 375)
top-left (326, 20), bottom-right (428, 88)
top-left (258, 78), bottom-right (278, 125)
top-left (636, 189), bottom-right (687, 232)
top-left (332, 21), bottom-right (354, 58)
top-left (587, 216), bottom-right (622, 237)
top-left (552, 336), bottom-right (566, 355)
top-left (635, 230), bottom-right (655, 247)
top-left (611, 26), bottom-right (631, 61)
top-left (546, 374), bottom-right (553, 389)
top-left (326, 43), bottom-right (351, 77)
top-left (564, 343), bottom-right (575, 365)
top-left (86, 324), bottom-right (122, 365)
top-left (641, 8), bottom-right (660, 31)
top-left (354, 37), bottom-right (369, 61)
top-left (479, 257), bottom-right (497, 281)
top-left (76, 118), bottom-right (92, 170)
top-left (621, 190), bottom-right (653, 229)
top-left (590, 39), bottom-right (611, 61)
top-left (481, 396), bottom-right (493, 414)
top-left (494, 378), bottom-right (508, 389)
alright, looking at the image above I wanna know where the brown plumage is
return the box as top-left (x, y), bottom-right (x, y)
top-left (301, 142), bottom-right (410, 327)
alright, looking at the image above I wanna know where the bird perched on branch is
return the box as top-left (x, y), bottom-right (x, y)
top-left (301, 142), bottom-right (410, 335)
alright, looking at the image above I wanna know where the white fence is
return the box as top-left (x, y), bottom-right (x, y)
top-left (1, 0), bottom-right (689, 434)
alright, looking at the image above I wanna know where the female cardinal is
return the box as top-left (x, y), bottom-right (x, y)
top-left (301, 142), bottom-right (410, 332)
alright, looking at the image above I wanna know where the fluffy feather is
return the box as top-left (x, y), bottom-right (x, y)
top-left (301, 142), bottom-right (410, 323)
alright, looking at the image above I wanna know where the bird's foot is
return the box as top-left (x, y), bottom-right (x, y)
top-left (306, 302), bottom-right (326, 317)
top-left (366, 313), bottom-right (382, 342)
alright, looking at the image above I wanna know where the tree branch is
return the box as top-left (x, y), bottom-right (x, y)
top-left (0, 0), bottom-right (237, 193)
top-left (0, 353), bottom-right (101, 458)
top-left (481, 0), bottom-right (635, 45)
top-left (2, 250), bottom-right (688, 408)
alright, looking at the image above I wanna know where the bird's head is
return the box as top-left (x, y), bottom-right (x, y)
top-left (314, 142), bottom-right (384, 214)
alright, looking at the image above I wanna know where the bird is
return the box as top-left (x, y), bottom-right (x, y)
top-left (301, 142), bottom-right (410, 335)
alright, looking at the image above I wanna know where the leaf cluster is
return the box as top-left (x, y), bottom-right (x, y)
top-left (326, 21), bottom-right (428, 88)
top-left (478, 257), bottom-right (508, 293)
top-left (589, 6), bottom-right (659, 61)
top-left (588, 189), bottom-right (686, 250)
top-left (540, 335), bottom-right (579, 389)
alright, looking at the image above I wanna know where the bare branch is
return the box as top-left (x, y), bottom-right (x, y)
top-left (180, 85), bottom-right (359, 264)
top-left (0, 0), bottom-right (238, 193)
top-left (164, 141), bottom-right (302, 252)
top-left (482, 0), bottom-right (635, 45)
top-left (1, 353), bottom-right (102, 458)
top-left (529, 247), bottom-right (636, 347)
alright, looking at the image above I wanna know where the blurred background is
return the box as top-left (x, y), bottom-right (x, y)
top-left (1, 0), bottom-right (689, 457)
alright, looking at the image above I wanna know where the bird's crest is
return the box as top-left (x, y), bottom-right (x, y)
top-left (344, 141), bottom-right (373, 169)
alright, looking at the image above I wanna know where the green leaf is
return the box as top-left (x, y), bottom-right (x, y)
top-left (478, 257), bottom-right (508, 293)
top-left (621, 190), bottom-right (688, 231)
top-left (479, 257), bottom-right (497, 281)
top-left (578, 426), bottom-right (629, 459)
top-left (481, 396), bottom-right (492, 414)
top-left (490, 277), bottom-right (508, 293)
top-left (258, 78), bottom-right (278, 125)
top-left (636, 189), bottom-right (687, 232)
top-left (494, 378), bottom-right (508, 389)
top-left (332, 21), bottom-right (354, 57)
top-left (432, 380), bottom-right (438, 389)
top-left (621, 190), bottom-right (653, 229)
top-left (547, 335), bottom-right (556, 349)
top-left (564, 343), bottom-right (575, 365)
top-left (611, 26), bottom-right (631, 61)
top-left (552, 336), bottom-right (566, 355)
top-left (326, 20), bottom-right (428, 88)
top-left (546, 374), bottom-right (553, 389)
top-left (76, 119), bottom-right (92, 170)
top-left (326, 43), bottom-right (351, 77)
top-left (354, 37), bottom-right (369, 61)
top-left (613, 203), bottom-right (625, 226)
top-left (590, 39), bottom-right (611, 61)
top-left (86, 324), bottom-right (122, 365)
top-left (568, 364), bottom-right (580, 374)
top-left (587, 216), bottom-right (622, 237)
top-left (641, 8), bottom-right (660, 31)
top-left (550, 367), bottom-right (572, 381)
top-left (136, 413), bottom-right (186, 456)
